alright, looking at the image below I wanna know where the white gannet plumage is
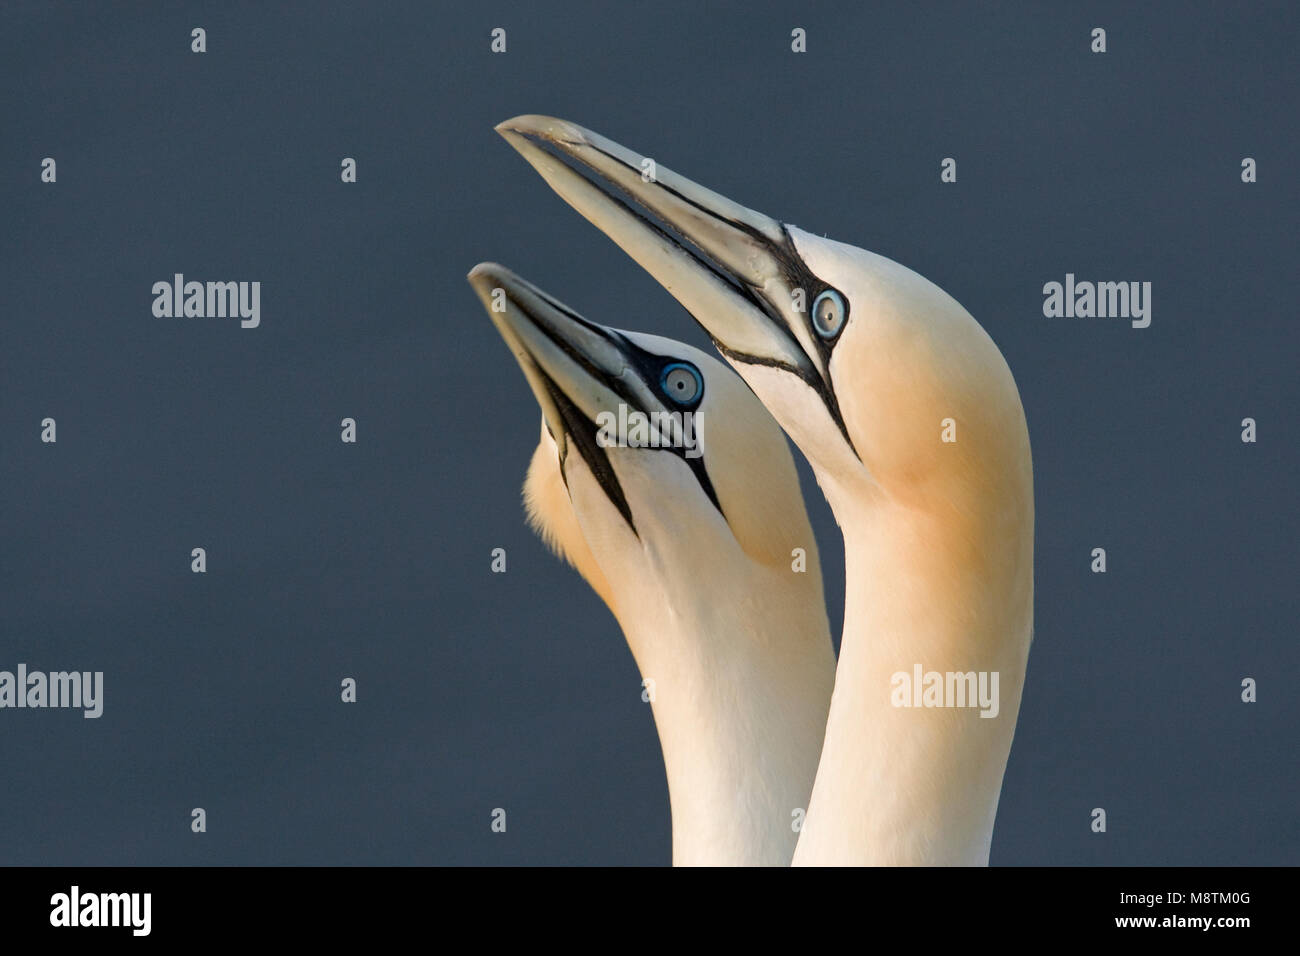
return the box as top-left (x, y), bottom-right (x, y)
top-left (467, 263), bottom-right (836, 866)
top-left (495, 117), bottom-right (1035, 866)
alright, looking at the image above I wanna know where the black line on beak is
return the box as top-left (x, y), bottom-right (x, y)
top-left (535, 368), bottom-right (638, 536)
top-left (610, 331), bottom-right (725, 520)
top-left (501, 283), bottom-right (727, 530)
top-left (519, 131), bottom-right (859, 461)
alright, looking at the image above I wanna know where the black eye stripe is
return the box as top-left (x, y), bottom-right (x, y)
top-left (607, 338), bottom-right (724, 516)
top-left (526, 133), bottom-right (859, 461)
top-left (535, 368), bottom-right (638, 536)
top-left (523, 314), bottom-right (726, 525)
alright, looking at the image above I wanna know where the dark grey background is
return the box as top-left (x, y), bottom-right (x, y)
top-left (2, 1), bottom-right (1295, 865)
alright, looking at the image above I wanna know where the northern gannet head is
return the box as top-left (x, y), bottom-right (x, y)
top-left (466, 261), bottom-right (826, 635)
top-left (466, 262), bottom-right (836, 866)
top-left (494, 116), bottom-right (1031, 521)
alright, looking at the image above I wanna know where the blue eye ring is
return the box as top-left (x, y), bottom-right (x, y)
top-left (660, 362), bottom-right (704, 407)
top-left (811, 289), bottom-right (847, 339)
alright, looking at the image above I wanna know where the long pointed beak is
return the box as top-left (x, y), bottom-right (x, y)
top-left (496, 117), bottom-right (826, 367)
top-left (494, 115), bottom-right (852, 448)
top-left (468, 262), bottom-right (694, 532)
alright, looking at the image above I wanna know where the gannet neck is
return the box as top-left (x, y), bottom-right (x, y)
top-left (793, 486), bottom-right (1034, 866)
top-left (471, 260), bottom-right (838, 867)
top-left (489, 118), bottom-right (1037, 866)
top-left (615, 556), bottom-right (835, 867)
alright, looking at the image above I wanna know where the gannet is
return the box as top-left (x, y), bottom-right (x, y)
top-left (466, 262), bottom-right (836, 866)
top-left (495, 117), bottom-right (1034, 866)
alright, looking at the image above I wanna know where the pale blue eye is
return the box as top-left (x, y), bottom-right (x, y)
top-left (812, 289), bottom-right (846, 338)
top-left (660, 362), bottom-right (703, 406)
